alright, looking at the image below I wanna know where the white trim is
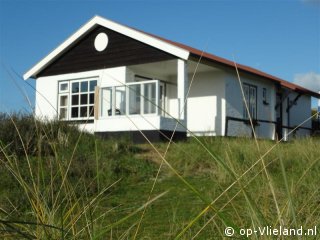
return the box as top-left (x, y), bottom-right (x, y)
top-left (177, 59), bottom-right (188, 120)
top-left (37, 69), bottom-right (102, 82)
top-left (100, 80), bottom-right (160, 118)
top-left (57, 76), bottom-right (98, 121)
top-left (23, 15), bottom-right (190, 80)
top-left (58, 81), bottom-right (69, 93)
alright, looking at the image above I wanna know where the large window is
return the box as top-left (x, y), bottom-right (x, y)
top-left (58, 79), bottom-right (97, 120)
top-left (243, 83), bottom-right (257, 120)
top-left (128, 84), bottom-right (141, 115)
top-left (143, 83), bottom-right (156, 114)
top-left (100, 81), bottom-right (158, 117)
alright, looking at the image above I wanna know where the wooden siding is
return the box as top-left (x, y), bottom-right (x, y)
top-left (37, 26), bottom-right (176, 77)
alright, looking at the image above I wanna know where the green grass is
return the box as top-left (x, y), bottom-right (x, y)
top-left (0, 113), bottom-right (319, 239)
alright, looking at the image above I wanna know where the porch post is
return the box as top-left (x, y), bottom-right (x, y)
top-left (177, 59), bottom-right (188, 120)
top-left (94, 86), bottom-right (100, 120)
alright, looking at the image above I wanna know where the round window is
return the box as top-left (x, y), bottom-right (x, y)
top-left (94, 33), bottom-right (108, 52)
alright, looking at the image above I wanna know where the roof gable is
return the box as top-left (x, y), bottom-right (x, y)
top-left (37, 25), bottom-right (176, 77)
top-left (23, 15), bottom-right (189, 80)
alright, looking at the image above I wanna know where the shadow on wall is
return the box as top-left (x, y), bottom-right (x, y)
top-left (215, 92), bottom-right (222, 136)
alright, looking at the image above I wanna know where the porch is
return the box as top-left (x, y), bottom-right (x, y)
top-left (94, 59), bottom-right (188, 137)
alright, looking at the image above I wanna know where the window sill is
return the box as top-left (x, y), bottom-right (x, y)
top-left (61, 119), bottom-right (94, 124)
top-left (98, 113), bottom-right (159, 120)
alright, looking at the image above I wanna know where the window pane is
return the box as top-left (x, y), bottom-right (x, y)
top-left (129, 84), bottom-right (141, 115)
top-left (81, 81), bottom-right (88, 92)
top-left (80, 94), bottom-right (88, 104)
top-left (90, 80), bottom-right (97, 91)
top-left (72, 82), bottom-right (79, 93)
top-left (89, 106), bottom-right (94, 117)
top-left (60, 83), bottom-right (68, 92)
top-left (242, 85), bottom-right (257, 120)
top-left (115, 86), bottom-right (126, 115)
top-left (89, 93), bottom-right (94, 104)
top-left (144, 83), bottom-right (156, 114)
top-left (72, 95), bottom-right (79, 105)
top-left (60, 95), bottom-right (68, 107)
top-left (250, 86), bottom-right (256, 119)
top-left (59, 108), bottom-right (67, 119)
top-left (80, 106), bottom-right (87, 117)
top-left (71, 107), bottom-right (79, 118)
top-left (244, 85), bottom-right (249, 103)
top-left (101, 88), bottom-right (112, 117)
top-left (243, 85), bottom-right (249, 119)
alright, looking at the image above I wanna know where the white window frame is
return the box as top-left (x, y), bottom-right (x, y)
top-left (59, 82), bottom-right (69, 93)
top-left (100, 80), bottom-right (159, 118)
top-left (58, 77), bottom-right (97, 120)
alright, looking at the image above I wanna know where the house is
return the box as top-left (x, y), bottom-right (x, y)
top-left (23, 16), bottom-right (320, 142)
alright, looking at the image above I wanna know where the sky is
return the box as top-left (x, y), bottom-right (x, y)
top-left (0, 0), bottom-right (319, 113)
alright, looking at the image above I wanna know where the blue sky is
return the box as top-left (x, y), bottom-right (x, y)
top-left (0, 0), bottom-right (319, 112)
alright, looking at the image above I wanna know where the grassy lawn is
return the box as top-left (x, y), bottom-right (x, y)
top-left (0, 113), bottom-right (319, 239)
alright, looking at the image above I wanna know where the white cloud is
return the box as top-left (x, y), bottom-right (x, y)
top-left (294, 72), bottom-right (320, 92)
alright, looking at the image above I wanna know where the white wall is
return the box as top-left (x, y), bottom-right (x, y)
top-left (289, 94), bottom-right (311, 128)
top-left (165, 83), bottom-right (179, 119)
top-left (35, 76), bottom-right (59, 120)
top-left (187, 70), bottom-right (226, 136)
top-left (95, 115), bottom-right (185, 133)
top-left (35, 68), bottom-right (128, 133)
top-left (100, 66), bottom-right (130, 87)
top-left (225, 71), bottom-right (276, 139)
top-left (95, 115), bottom-right (160, 132)
top-left (282, 91), bottom-right (311, 139)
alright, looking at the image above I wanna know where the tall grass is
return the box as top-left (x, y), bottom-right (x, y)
top-left (0, 113), bottom-right (165, 239)
top-left (1, 62), bottom-right (319, 239)
top-left (1, 112), bottom-right (319, 239)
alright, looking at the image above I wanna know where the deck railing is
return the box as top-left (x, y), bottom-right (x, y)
top-left (100, 80), bottom-right (163, 118)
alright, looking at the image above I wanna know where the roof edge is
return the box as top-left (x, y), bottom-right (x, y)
top-left (23, 15), bottom-right (320, 99)
top-left (136, 31), bottom-right (320, 98)
top-left (23, 15), bottom-right (190, 80)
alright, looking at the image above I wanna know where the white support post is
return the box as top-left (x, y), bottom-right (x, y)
top-left (112, 86), bottom-right (116, 116)
top-left (177, 59), bottom-right (188, 120)
top-left (94, 86), bottom-right (100, 120)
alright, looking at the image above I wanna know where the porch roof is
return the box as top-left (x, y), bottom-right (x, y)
top-left (23, 15), bottom-right (320, 98)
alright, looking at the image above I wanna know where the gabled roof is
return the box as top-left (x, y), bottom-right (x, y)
top-left (23, 15), bottom-right (320, 98)
top-left (23, 15), bottom-right (189, 80)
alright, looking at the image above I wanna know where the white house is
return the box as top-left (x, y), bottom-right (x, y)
top-left (24, 16), bottom-right (320, 142)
